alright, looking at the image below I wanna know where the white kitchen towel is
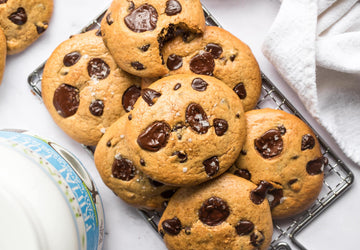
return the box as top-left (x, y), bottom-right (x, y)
top-left (262, 0), bottom-right (360, 165)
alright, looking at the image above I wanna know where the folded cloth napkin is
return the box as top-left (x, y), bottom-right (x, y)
top-left (262, 0), bottom-right (360, 165)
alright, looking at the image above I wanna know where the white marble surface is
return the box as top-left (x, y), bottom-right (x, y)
top-left (0, 0), bottom-right (358, 249)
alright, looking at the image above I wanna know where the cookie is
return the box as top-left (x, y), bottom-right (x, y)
top-left (0, 26), bottom-right (6, 84)
top-left (42, 30), bottom-right (142, 146)
top-left (94, 115), bottom-right (178, 211)
top-left (232, 108), bottom-right (325, 219)
top-left (125, 74), bottom-right (246, 186)
top-left (158, 173), bottom-right (273, 250)
top-left (162, 26), bottom-right (262, 111)
top-left (0, 0), bottom-right (53, 54)
top-left (101, 0), bottom-right (205, 78)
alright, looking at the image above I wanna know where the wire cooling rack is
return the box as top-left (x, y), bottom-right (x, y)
top-left (27, 5), bottom-right (354, 250)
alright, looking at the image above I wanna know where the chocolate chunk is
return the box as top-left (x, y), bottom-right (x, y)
top-left (306, 157), bottom-right (327, 175)
top-left (89, 99), bottom-right (104, 116)
top-left (267, 189), bottom-right (283, 209)
top-left (141, 88), bottom-right (161, 106)
top-left (250, 180), bottom-right (273, 205)
top-left (186, 103), bottom-right (210, 134)
top-left (124, 4), bottom-right (158, 32)
top-left (131, 61), bottom-right (145, 70)
top-left (213, 118), bottom-right (228, 136)
top-left (53, 84), bottom-right (79, 118)
top-left (189, 52), bottom-right (215, 76)
top-left (137, 121), bottom-right (171, 151)
top-left (165, 0), bottom-right (182, 16)
top-left (148, 178), bottom-right (164, 187)
top-left (233, 169), bottom-right (251, 180)
top-left (95, 28), bottom-right (102, 36)
top-left (291, 155), bottom-right (299, 160)
top-left (199, 197), bottom-right (230, 226)
top-left (106, 141), bottom-right (111, 147)
top-left (173, 83), bottom-right (181, 90)
top-left (106, 13), bottom-right (113, 25)
top-left (254, 129), bottom-right (283, 159)
top-left (240, 149), bottom-right (247, 155)
top-left (128, 1), bottom-right (135, 11)
top-left (128, 114), bottom-right (133, 120)
top-left (112, 156), bottom-right (136, 181)
top-left (288, 179), bottom-right (298, 186)
top-left (63, 52), bottom-right (81, 67)
top-left (233, 82), bottom-right (247, 99)
top-left (162, 217), bottom-right (182, 235)
top-left (203, 156), bottom-right (219, 177)
top-left (8, 7), bottom-right (27, 25)
top-left (235, 220), bottom-right (254, 236)
top-left (160, 189), bottom-right (177, 199)
top-left (0, 0), bottom-right (7, 4)
top-left (230, 55), bottom-right (236, 62)
top-left (140, 44), bottom-right (150, 52)
top-left (278, 125), bottom-right (286, 135)
top-left (236, 113), bottom-right (240, 118)
top-left (184, 226), bottom-right (191, 235)
top-left (122, 85), bottom-right (141, 112)
top-left (140, 159), bottom-right (145, 166)
top-left (204, 43), bottom-right (223, 59)
top-left (191, 78), bottom-right (208, 92)
top-left (250, 231), bottom-right (265, 247)
top-left (167, 54), bottom-right (183, 70)
top-left (36, 22), bottom-right (48, 34)
top-left (172, 151), bottom-right (188, 163)
top-left (301, 134), bottom-right (315, 151)
top-left (87, 58), bottom-right (110, 80)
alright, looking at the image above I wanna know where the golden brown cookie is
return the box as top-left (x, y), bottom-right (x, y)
top-left (232, 108), bottom-right (325, 219)
top-left (42, 30), bottom-right (142, 146)
top-left (162, 26), bottom-right (262, 111)
top-left (94, 115), bottom-right (178, 211)
top-left (101, 0), bottom-right (205, 78)
top-left (0, 0), bottom-right (53, 54)
top-left (158, 173), bottom-right (273, 250)
top-left (125, 74), bottom-right (246, 186)
top-left (0, 26), bottom-right (6, 84)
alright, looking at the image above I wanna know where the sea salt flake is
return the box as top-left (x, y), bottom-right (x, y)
top-left (183, 167), bottom-right (188, 173)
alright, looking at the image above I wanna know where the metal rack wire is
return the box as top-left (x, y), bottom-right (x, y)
top-left (27, 5), bottom-right (354, 250)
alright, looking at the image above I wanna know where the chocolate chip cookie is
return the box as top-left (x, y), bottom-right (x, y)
top-left (158, 173), bottom-right (273, 250)
top-left (0, 0), bottom-right (53, 54)
top-left (125, 74), bottom-right (246, 186)
top-left (42, 30), bottom-right (142, 146)
top-left (232, 108), bottom-right (325, 219)
top-left (0, 26), bottom-right (6, 84)
top-left (94, 115), bottom-right (178, 211)
top-left (162, 26), bottom-right (262, 111)
top-left (101, 0), bottom-right (205, 78)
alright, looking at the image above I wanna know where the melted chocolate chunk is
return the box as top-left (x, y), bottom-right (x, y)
top-left (87, 58), bottom-right (110, 80)
top-left (288, 179), bottom-right (298, 186)
top-left (165, 0), bottom-right (182, 16)
top-left (268, 189), bottom-right (283, 209)
top-left (250, 180), bottom-right (273, 205)
top-left (235, 220), bottom-right (254, 236)
top-left (0, 0), bottom-right (7, 4)
top-left (213, 118), bottom-right (228, 136)
top-left (204, 43), bottom-right (223, 59)
top-left (236, 113), bottom-right (240, 118)
top-left (184, 226), bottom-right (191, 235)
top-left (203, 156), bottom-right (219, 177)
top-left (306, 157), bottom-right (327, 175)
top-left (230, 55), bottom-right (236, 62)
top-left (137, 121), bottom-right (171, 152)
top-left (148, 178), bottom-right (164, 187)
top-left (167, 54), bottom-right (183, 70)
top-left (172, 151), bottom-right (188, 163)
top-left (131, 61), bottom-right (145, 70)
top-left (112, 156), bottom-right (136, 181)
top-left (301, 134), bottom-right (315, 151)
top-left (185, 103), bottom-right (210, 134)
top-left (106, 141), bottom-right (111, 147)
top-left (122, 85), bottom-right (141, 112)
top-left (106, 13), bottom-right (113, 25)
top-left (173, 83), bottom-right (181, 90)
top-left (89, 99), bottom-right (104, 116)
top-left (8, 7), bottom-right (27, 25)
top-left (162, 217), bottom-right (182, 235)
top-left (140, 159), bottom-right (145, 166)
top-left (254, 129), bottom-right (283, 159)
top-left (199, 197), bottom-right (230, 226)
top-left (233, 169), bottom-right (251, 180)
top-left (278, 125), bottom-right (286, 135)
top-left (291, 155), bottom-right (299, 160)
top-left (240, 149), bottom-right (247, 155)
top-left (250, 231), bottom-right (265, 247)
top-left (128, 114), bottom-right (133, 120)
top-left (191, 78), bottom-right (208, 92)
top-left (233, 82), bottom-right (247, 99)
top-left (160, 189), bottom-right (177, 199)
top-left (124, 4), bottom-right (158, 32)
top-left (141, 88), bottom-right (161, 106)
top-left (63, 52), bottom-right (81, 67)
top-left (189, 52), bottom-right (215, 76)
top-left (140, 44), bottom-right (150, 52)
top-left (36, 22), bottom-right (48, 34)
top-left (53, 84), bottom-right (79, 118)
